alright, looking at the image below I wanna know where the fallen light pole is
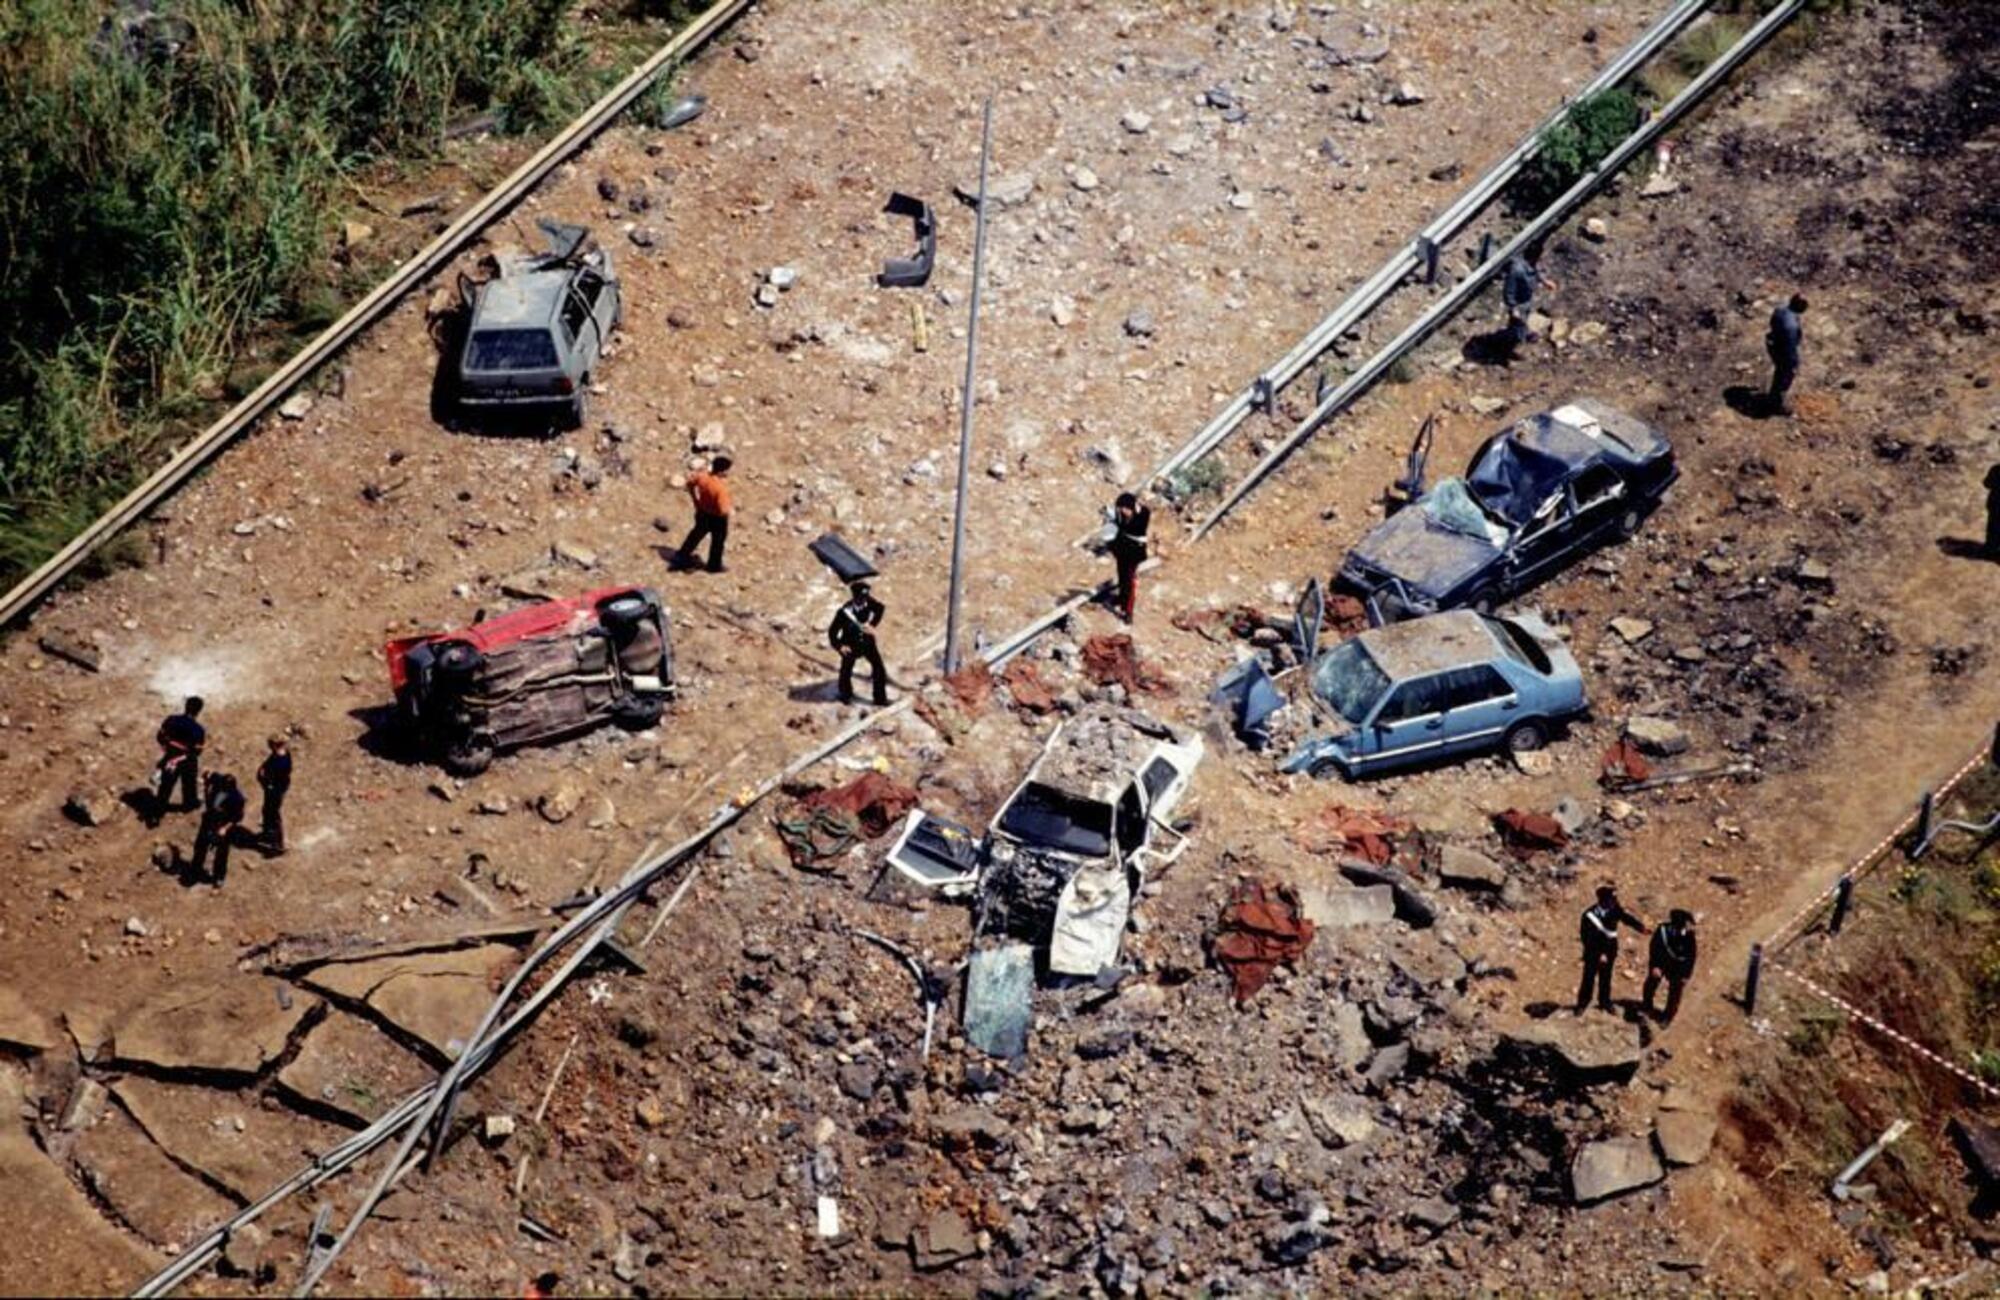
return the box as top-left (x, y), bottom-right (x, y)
top-left (1832, 1118), bottom-right (1912, 1201)
top-left (942, 97), bottom-right (994, 674)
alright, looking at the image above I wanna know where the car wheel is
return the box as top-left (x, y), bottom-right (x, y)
top-left (1468, 588), bottom-right (1498, 616)
top-left (444, 733), bottom-right (495, 776)
top-left (599, 594), bottom-right (651, 632)
top-left (1308, 757), bottom-right (1343, 781)
top-left (436, 641), bottom-right (483, 678)
top-left (612, 696), bottom-right (665, 730)
top-left (1503, 719), bottom-right (1548, 754)
top-left (1616, 504), bottom-right (1645, 539)
top-left (563, 388), bottom-right (588, 431)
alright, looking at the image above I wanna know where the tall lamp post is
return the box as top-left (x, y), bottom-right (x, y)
top-left (942, 96), bottom-right (994, 674)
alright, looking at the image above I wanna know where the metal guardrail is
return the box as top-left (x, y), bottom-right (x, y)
top-left (0, 0), bottom-right (756, 632)
top-left (1139, 0), bottom-right (1713, 494)
top-left (1189, 0), bottom-right (1808, 539)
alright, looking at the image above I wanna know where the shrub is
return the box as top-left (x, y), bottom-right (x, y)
top-left (1510, 89), bottom-right (1642, 214)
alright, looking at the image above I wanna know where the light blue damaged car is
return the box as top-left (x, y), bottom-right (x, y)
top-left (1281, 609), bottom-right (1586, 780)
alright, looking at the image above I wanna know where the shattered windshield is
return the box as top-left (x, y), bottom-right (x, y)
top-left (1422, 477), bottom-right (1510, 545)
top-left (1310, 640), bottom-right (1392, 725)
top-left (998, 782), bottom-right (1113, 858)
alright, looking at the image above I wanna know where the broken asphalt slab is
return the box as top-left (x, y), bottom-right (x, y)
top-left (0, 985), bottom-right (59, 1055)
top-left (0, 1071), bottom-right (156, 1289)
top-left (1571, 1136), bottom-right (1665, 1204)
top-left (297, 943), bottom-right (519, 1062)
top-left (1501, 1015), bottom-right (1643, 1085)
top-left (276, 1010), bottom-right (436, 1127)
top-left (73, 1107), bottom-right (237, 1246)
top-left (109, 977), bottom-right (318, 1078)
top-left (112, 1075), bottom-right (342, 1201)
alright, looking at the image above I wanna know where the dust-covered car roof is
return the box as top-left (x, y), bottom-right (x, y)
top-left (1036, 704), bottom-right (1181, 802)
top-left (1358, 610), bottom-right (1503, 679)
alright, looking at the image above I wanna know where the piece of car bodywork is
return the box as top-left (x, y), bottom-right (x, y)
top-left (878, 192), bottom-right (936, 288)
top-left (1338, 400), bottom-right (1676, 622)
top-left (964, 942), bottom-right (1034, 1059)
top-left (884, 809), bottom-right (981, 891)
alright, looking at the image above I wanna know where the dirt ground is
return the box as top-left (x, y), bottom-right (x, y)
top-left (2, 0), bottom-right (1998, 1296)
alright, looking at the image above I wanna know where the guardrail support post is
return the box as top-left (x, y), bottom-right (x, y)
top-left (1829, 874), bottom-right (1854, 935)
top-left (1990, 719), bottom-right (1999, 769)
top-left (1418, 235), bottom-right (1442, 285)
top-left (1251, 376), bottom-right (1275, 414)
top-left (1909, 788), bottom-right (1935, 861)
top-left (1744, 943), bottom-right (1763, 1016)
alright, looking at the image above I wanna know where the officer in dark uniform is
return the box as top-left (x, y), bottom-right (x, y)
top-left (1766, 293), bottom-right (1807, 416)
top-left (256, 735), bottom-right (292, 856)
top-left (190, 771), bottom-right (246, 885)
top-left (1502, 251), bottom-right (1554, 347)
top-left (829, 581), bottom-right (890, 707)
top-left (1575, 883), bottom-right (1646, 1014)
top-left (1642, 909), bottom-right (1699, 1024)
top-left (150, 696), bottom-right (206, 826)
top-left (1108, 491), bottom-right (1152, 623)
top-left (1984, 463), bottom-right (2000, 557)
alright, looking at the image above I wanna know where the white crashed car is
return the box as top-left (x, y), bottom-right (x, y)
top-left (981, 705), bottom-right (1202, 975)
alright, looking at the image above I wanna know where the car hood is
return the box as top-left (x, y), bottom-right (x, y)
top-left (1347, 505), bottom-right (1502, 599)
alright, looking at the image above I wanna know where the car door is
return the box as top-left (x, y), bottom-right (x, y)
top-left (1503, 487), bottom-right (1575, 591)
top-left (1361, 673), bottom-right (1452, 770)
top-left (1436, 663), bottom-right (1519, 756)
top-left (560, 285), bottom-right (599, 375)
top-left (1567, 462), bottom-right (1628, 546)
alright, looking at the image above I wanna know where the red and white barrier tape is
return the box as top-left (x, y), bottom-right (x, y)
top-left (1765, 961), bottom-right (2000, 1102)
top-left (1763, 745), bottom-right (1991, 951)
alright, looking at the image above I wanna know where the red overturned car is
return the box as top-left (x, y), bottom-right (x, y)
top-left (386, 586), bottom-right (675, 775)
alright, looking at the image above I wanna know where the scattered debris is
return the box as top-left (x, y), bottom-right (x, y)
top-left (1211, 879), bottom-right (1316, 1002)
top-left (1081, 633), bottom-right (1171, 695)
top-left (1297, 804), bottom-right (1412, 866)
top-left (1495, 808), bottom-right (1570, 857)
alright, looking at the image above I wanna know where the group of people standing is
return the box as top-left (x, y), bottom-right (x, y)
top-left (149, 696), bottom-right (291, 886)
top-left (1576, 884), bottom-right (1698, 1024)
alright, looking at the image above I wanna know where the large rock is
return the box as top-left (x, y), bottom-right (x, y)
top-left (1625, 715), bottom-right (1690, 757)
top-left (1301, 883), bottom-right (1395, 928)
top-left (1571, 1137), bottom-right (1665, 1204)
top-left (299, 944), bottom-right (518, 1061)
top-left (1502, 1016), bottom-right (1643, 1085)
top-left (1301, 1092), bottom-right (1378, 1149)
top-left (110, 978), bottom-right (316, 1077)
top-left (0, 986), bottom-right (57, 1054)
top-left (277, 1011), bottom-right (434, 1127)
top-left (112, 1076), bottom-right (340, 1200)
top-left (955, 172), bottom-right (1035, 208)
top-left (1436, 844), bottom-right (1507, 891)
top-left (1654, 1109), bottom-right (1717, 1167)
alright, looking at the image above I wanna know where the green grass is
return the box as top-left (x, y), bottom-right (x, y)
top-left (0, 0), bottom-right (679, 590)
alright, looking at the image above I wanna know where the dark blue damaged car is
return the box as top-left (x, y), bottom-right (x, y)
top-left (1336, 400), bottom-right (1676, 623)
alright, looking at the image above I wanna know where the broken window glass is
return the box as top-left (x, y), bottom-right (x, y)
top-left (1310, 640), bottom-right (1391, 725)
top-left (465, 328), bottom-right (558, 371)
top-left (1422, 477), bottom-right (1510, 545)
top-left (996, 782), bottom-right (1112, 858)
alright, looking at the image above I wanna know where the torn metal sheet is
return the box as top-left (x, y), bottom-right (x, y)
top-left (884, 809), bottom-right (981, 891)
top-left (1210, 655), bottom-right (1283, 750)
top-left (1048, 863), bottom-right (1130, 977)
top-left (877, 192), bottom-right (936, 288)
top-left (964, 943), bottom-right (1033, 1059)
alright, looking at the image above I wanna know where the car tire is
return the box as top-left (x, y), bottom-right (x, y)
top-left (563, 389), bottom-right (588, 431)
top-left (612, 696), bottom-right (665, 730)
top-left (435, 641), bottom-right (483, 679)
top-left (1503, 719), bottom-right (1548, 754)
top-left (444, 733), bottom-right (496, 776)
top-left (1615, 504), bottom-right (1645, 539)
top-left (599, 594), bottom-right (651, 633)
top-left (1468, 587), bottom-right (1498, 616)
top-left (1309, 757), bottom-right (1343, 781)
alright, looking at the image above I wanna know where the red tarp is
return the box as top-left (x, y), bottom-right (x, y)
top-left (999, 658), bottom-right (1057, 714)
top-left (1211, 879), bottom-right (1317, 1003)
top-left (943, 661), bottom-right (994, 712)
top-left (1494, 808), bottom-right (1569, 858)
top-left (1297, 803), bottom-right (1413, 866)
top-left (799, 770), bottom-right (920, 839)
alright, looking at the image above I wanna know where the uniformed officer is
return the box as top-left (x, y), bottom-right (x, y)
top-left (829, 580), bottom-right (890, 707)
top-left (1502, 251), bottom-right (1555, 346)
top-left (190, 771), bottom-right (246, 885)
top-left (150, 696), bottom-right (206, 826)
top-left (1766, 293), bottom-right (1807, 416)
top-left (1641, 909), bottom-right (1699, 1024)
top-left (1575, 884), bottom-right (1646, 1014)
top-left (256, 735), bottom-right (292, 856)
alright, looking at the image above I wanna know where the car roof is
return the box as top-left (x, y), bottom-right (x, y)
top-left (1359, 610), bottom-right (1503, 679)
top-left (472, 259), bottom-right (570, 329)
top-left (1511, 399), bottom-right (1666, 468)
top-left (1035, 705), bottom-right (1175, 802)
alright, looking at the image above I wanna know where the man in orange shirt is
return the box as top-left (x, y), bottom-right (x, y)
top-left (673, 454), bottom-right (733, 573)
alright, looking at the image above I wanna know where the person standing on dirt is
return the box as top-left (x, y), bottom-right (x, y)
top-left (1108, 491), bottom-right (1152, 623)
top-left (189, 771), bottom-right (245, 885)
top-left (149, 696), bottom-right (206, 826)
top-left (1766, 293), bottom-right (1807, 416)
top-left (1641, 908), bottom-right (1698, 1024)
top-left (1575, 883), bottom-right (1646, 1014)
top-left (673, 455), bottom-right (733, 574)
top-left (829, 580), bottom-right (890, 707)
top-left (256, 735), bottom-right (292, 857)
top-left (1502, 250), bottom-right (1554, 347)
top-left (1984, 462), bottom-right (2000, 557)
